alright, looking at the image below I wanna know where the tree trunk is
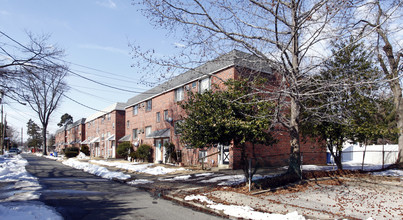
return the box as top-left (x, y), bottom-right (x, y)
top-left (286, 1), bottom-right (302, 178)
top-left (287, 97), bottom-right (302, 178)
top-left (42, 125), bottom-right (47, 155)
top-left (377, 27), bottom-right (403, 164)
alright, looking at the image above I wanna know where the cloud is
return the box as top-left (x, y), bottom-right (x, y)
top-left (79, 44), bottom-right (128, 55)
top-left (96, 0), bottom-right (117, 9)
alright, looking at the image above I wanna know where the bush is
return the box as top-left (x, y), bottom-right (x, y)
top-left (164, 142), bottom-right (177, 163)
top-left (117, 142), bottom-right (132, 159)
top-left (80, 145), bottom-right (90, 156)
top-left (136, 144), bottom-right (152, 162)
top-left (129, 151), bottom-right (137, 161)
top-left (65, 147), bottom-right (80, 158)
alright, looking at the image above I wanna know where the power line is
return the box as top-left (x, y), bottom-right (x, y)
top-left (62, 94), bottom-right (109, 113)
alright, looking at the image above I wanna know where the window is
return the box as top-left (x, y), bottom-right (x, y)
top-left (112, 122), bottom-right (115, 129)
top-left (145, 100), bottom-right (152, 111)
top-left (107, 113), bottom-right (111, 120)
top-left (145, 126), bottom-right (152, 137)
top-left (164, 110), bottom-right (169, 120)
top-left (127, 120), bottom-right (130, 128)
top-left (199, 77), bottom-right (210, 93)
top-left (156, 112), bottom-right (160, 123)
top-left (199, 150), bottom-right (207, 162)
top-left (175, 87), bottom-right (184, 101)
top-left (133, 105), bottom-right (138, 115)
top-left (132, 129), bottom-right (138, 140)
top-left (192, 81), bottom-right (197, 88)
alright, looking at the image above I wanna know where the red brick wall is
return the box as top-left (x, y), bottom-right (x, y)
top-left (85, 110), bottom-right (125, 158)
top-left (231, 128), bottom-right (326, 169)
top-left (123, 66), bottom-right (326, 168)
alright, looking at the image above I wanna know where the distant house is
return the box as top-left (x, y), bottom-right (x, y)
top-left (83, 103), bottom-right (126, 158)
top-left (55, 126), bottom-right (67, 153)
top-left (123, 50), bottom-right (326, 169)
top-left (54, 118), bottom-right (86, 152)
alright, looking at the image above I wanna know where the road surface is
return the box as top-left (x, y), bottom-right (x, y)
top-left (23, 154), bottom-right (224, 220)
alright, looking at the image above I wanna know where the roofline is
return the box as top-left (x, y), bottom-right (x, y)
top-left (124, 64), bottom-right (233, 109)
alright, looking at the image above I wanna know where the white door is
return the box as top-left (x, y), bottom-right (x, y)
top-left (155, 140), bottom-right (162, 163)
top-left (112, 141), bottom-right (116, 158)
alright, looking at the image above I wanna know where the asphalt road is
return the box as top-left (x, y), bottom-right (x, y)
top-left (23, 154), bottom-right (224, 220)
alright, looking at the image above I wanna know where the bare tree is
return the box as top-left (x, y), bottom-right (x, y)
top-left (132, 0), bottom-right (355, 177)
top-left (0, 32), bottom-right (64, 102)
top-left (18, 63), bottom-right (68, 155)
top-left (352, 0), bottom-right (403, 163)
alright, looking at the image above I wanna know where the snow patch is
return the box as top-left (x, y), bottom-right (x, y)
top-left (185, 194), bottom-right (305, 220)
top-left (127, 179), bottom-right (154, 185)
top-left (0, 202), bottom-right (63, 220)
top-left (63, 158), bottom-right (130, 180)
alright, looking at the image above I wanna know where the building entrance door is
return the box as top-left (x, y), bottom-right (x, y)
top-left (155, 139), bottom-right (162, 163)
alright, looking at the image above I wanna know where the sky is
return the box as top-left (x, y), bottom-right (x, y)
top-left (0, 0), bottom-right (179, 141)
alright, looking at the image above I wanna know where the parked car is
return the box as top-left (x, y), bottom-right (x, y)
top-left (8, 148), bottom-right (19, 155)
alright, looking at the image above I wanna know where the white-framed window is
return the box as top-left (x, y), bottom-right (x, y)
top-left (132, 129), bottom-right (138, 140)
top-left (164, 110), bottom-right (169, 120)
top-left (107, 113), bottom-right (111, 120)
top-left (199, 150), bottom-right (207, 162)
top-left (146, 100), bottom-right (152, 111)
top-left (192, 81), bottom-right (197, 88)
top-left (199, 77), bottom-right (210, 93)
top-left (145, 126), bottom-right (152, 137)
top-left (175, 87), bottom-right (184, 101)
top-left (156, 112), bottom-right (160, 123)
top-left (112, 122), bottom-right (115, 129)
top-left (127, 120), bottom-right (130, 128)
top-left (133, 105), bottom-right (138, 115)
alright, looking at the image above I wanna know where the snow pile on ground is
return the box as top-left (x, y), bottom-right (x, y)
top-left (302, 163), bottom-right (395, 172)
top-left (127, 179), bottom-right (154, 185)
top-left (77, 152), bottom-right (90, 160)
top-left (184, 194), bottom-right (305, 220)
top-left (0, 201), bottom-right (62, 220)
top-left (91, 159), bottom-right (187, 175)
top-left (160, 174), bottom-right (192, 181)
top-left (63, 158), bottom-right (130, 180)
top-left (371, 169), bottom-right (403, 179)
top-left (0, 154), bottom-right (62, 219)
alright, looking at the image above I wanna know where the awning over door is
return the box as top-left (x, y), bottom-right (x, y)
top-left (90, 137), bottom-right (100, 143)
top-left (146, 128), bottom-right (170, 138)
top-left (118, 134), bottom-right (131, 142)
top-left (107, 134), bottom-right (115, 141)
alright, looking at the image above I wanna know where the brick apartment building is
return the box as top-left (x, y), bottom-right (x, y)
top-left (54, 118), bottom-right (86, 152)
top-left (123, 50), bottom-right (326, 169)
top-left (55, 126), bottom-right (66, 152)
top-left (83, 103), bottom-right (126, 158)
